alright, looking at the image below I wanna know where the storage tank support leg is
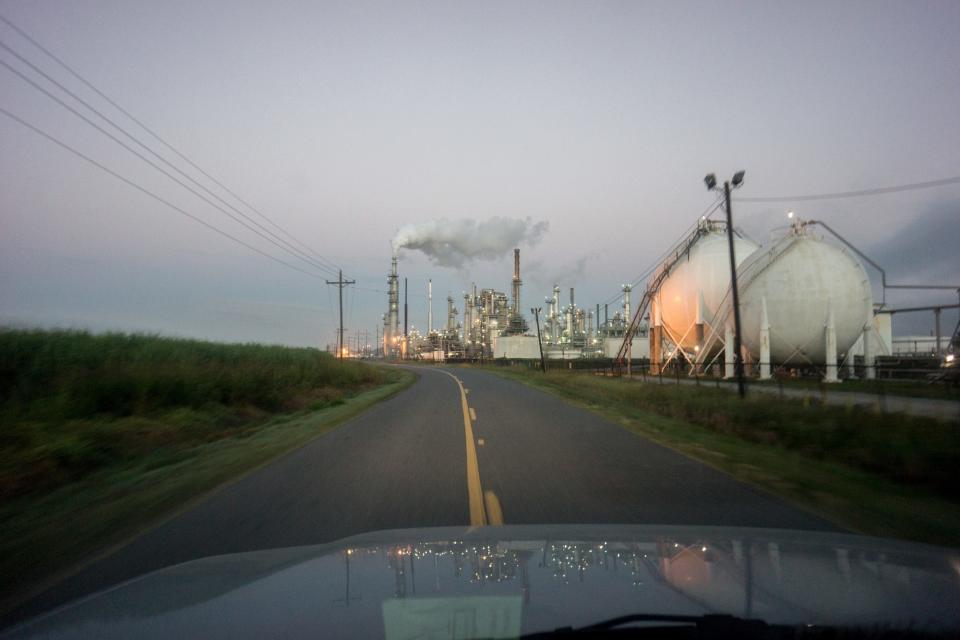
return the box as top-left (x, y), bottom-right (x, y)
top-left (824, 307), bottom-right (840, 383)
top-left (650, 298), bottom-right (661, 375)
top-left (724, 322), bottom-right (735, 379)
top-left (759, 296), bottom-right (771, 380)
top-left (695, 289), bottom-right (705, 375)
top-left (863, 322), bottom-right (876, 380)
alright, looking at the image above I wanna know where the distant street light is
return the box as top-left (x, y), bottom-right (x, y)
top-left (705, 171), bottom-right (747, 398)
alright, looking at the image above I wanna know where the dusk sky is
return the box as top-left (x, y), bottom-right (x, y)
top-left (1, 0), bottom-right (958, 347)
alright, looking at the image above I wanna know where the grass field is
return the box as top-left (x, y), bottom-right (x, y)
top-left (0, 329), bottom-right (414, 606)
top-left (529, 359), bottom-right (959, 401)
top-left (480, 366), bottom-right (960, 546)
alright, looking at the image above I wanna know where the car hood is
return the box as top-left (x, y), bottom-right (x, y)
top-left (4, 524), bottom-right (959, 639)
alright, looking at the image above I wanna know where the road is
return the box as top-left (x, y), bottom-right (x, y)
top-left (5, 365), bottom-right (835, 626)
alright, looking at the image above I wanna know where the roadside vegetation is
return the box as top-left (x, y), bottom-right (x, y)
top-left (518, 358), bottom-right (959, 401)
top-left (0, 329), bottom-right (413, 607)
top-left (747, 375), bottom-right (959, 401)
top-left (482, 366), bottom-right (960, 546)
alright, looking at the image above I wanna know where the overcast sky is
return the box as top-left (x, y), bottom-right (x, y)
top-left (1, 0), bottom-right (958, 346)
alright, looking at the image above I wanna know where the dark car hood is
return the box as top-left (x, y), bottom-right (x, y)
top-left (4, 524), bottom-right (959, 639)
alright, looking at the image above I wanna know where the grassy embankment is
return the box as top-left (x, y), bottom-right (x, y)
top-left (509, 359), bottom-right (959, 401)
top-left (0, 329), bottom-right (414, 604)
top-left (747, 376), bottom-right (959, 401)
top-left (481, 366), bottom-right (960, 547)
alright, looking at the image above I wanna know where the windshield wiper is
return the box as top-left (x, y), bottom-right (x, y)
top-left (522, 613), bottom-right (770, 638)
top-left (520, 613), bottom-right (955, 639)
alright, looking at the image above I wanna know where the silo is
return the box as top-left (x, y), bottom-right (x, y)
top-left (653, 222), bottom-right (759, 353)
top-left (735, 223), bottom-right (872, 371)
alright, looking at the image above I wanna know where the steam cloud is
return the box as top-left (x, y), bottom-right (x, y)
top-left (391, 217), bottom-right (549, 268)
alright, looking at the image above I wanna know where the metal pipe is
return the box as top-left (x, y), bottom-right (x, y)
top-left (884, 303), bottom-right (959, 314)
top-left (807, 220), bottom-right (959, 305)
top-left (935, 308), bottom-right (942, 356)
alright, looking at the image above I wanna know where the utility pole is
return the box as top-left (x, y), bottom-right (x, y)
top-left (326, 269), bottom-right (355, 360)
top-left (531, 307), bottom-right (547, 373)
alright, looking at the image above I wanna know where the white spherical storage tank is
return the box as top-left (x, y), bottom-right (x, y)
top-left (736, 226), bottom-right (873, 364)
top-left (655, 224), bottom-right (759, 350)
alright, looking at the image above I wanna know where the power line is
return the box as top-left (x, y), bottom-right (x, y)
top-left (0, 55), bottom-right (337, 279)
top-left (735, 174), bottom-right (960, 203)
top-left (0, 105), bottom-right (326, 280)
top-left (0, 13), bottom-right (343, 274)
top-left (0, 40), bottom-right (339, 278)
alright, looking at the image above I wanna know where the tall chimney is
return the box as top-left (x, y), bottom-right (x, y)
top-left (512, 248), bottom-right (522, 315)
top-left (552, 285), bottom-right (561, 343)
top-left (428, 279), bottom-right (433, 334)
top-left (387, 256), bottom-right (399, 357)
top-left (622, 284), bottom-right (632, 326)
top-left (569, 287), bottom-right (575, 307)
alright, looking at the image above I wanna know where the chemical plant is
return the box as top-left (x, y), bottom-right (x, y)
top-left (382, 214), bottom-right (958, 382)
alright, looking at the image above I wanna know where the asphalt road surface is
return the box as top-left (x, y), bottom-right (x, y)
top-left (5, 365), bottom-right (835, 626)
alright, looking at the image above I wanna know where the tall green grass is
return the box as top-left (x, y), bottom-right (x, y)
top-left (0, 329), bottom-right (385, 504)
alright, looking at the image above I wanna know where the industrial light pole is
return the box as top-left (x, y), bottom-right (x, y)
top-left (705, 171), bottom-right (746, 398)
top-left (531, 307), bottom-right (547, 373)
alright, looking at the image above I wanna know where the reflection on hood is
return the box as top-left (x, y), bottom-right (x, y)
top-left (6, 525), bottom-right (959, 640)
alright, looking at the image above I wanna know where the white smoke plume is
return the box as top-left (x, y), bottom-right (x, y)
top-left (391, 217), bottom-right (549, 268)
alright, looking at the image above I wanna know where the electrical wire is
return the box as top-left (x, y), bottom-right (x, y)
top-left (0, 42), bottom-right (338, 278)
top-left (0, 105), bottom-right (326, 280)
top-left (735, 174), bottom-right (960, 202)
top-left (0, 12), bottom-right (343, 274)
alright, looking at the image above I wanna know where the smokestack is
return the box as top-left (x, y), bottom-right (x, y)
top-left (622, 284), bottom-right (632, 326)
top-left (512, 248), bottom-right (522, 315)
top-left (569, 287), bottom-right (575, 307)
top-left (404, 277), bottom-right (408, 339)
top-left (428, 279), bottom-right (433, 334)
top-left (552, 285), bottom-right (560, 343)
top-left (387, 256), bottom-right (399, 357)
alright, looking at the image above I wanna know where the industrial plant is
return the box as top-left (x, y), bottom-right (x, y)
top-left (382, 213), bottom-right (957, 383)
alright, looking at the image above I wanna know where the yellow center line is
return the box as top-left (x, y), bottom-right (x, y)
top-left (438, 370), bottom-right (487, 526)
top-left (484, 490), bottom-right (504, 525)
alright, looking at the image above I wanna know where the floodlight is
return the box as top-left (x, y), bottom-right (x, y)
top-left (731, 170), bottom-right (745, 187)
top-left (704, 173), bottom-right (717, 190)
